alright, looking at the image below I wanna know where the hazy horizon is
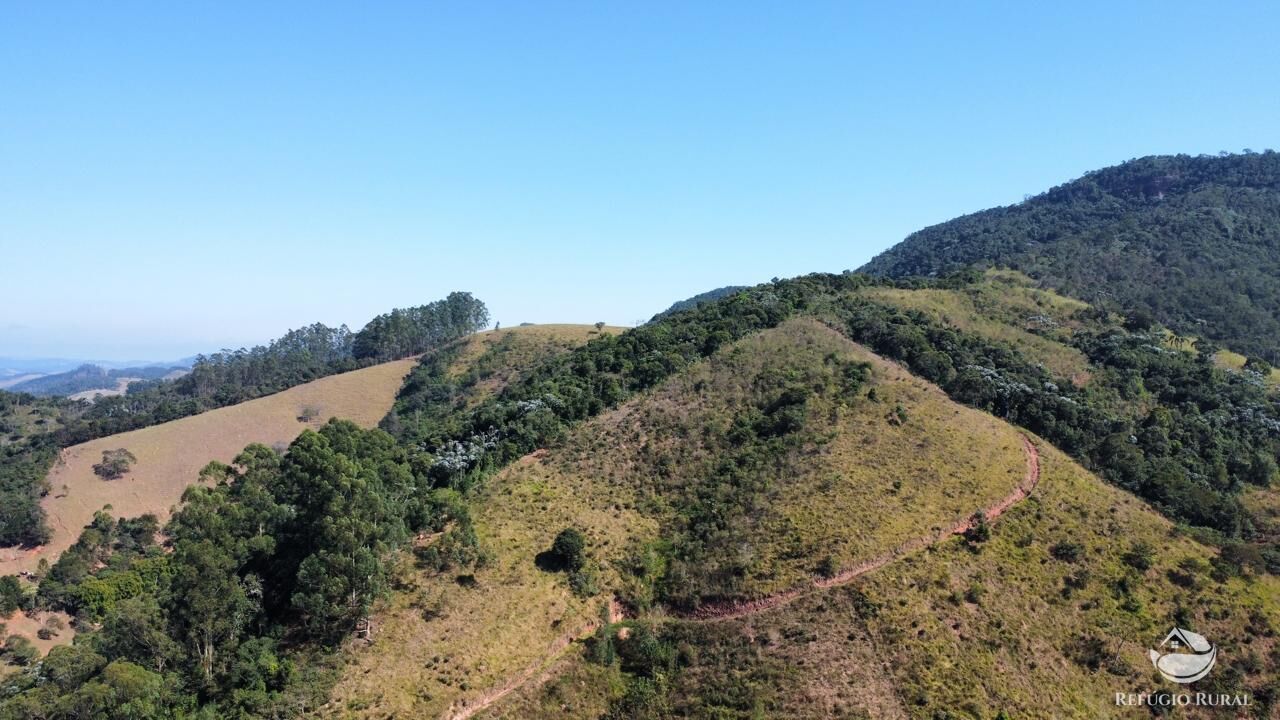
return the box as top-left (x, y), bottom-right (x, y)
top-left (4, 2), bottom-right (1279, 360)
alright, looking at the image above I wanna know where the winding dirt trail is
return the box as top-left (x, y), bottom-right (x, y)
top-left (685, 434), bottom-right (1040, 622)
top-left (443, 600), bottom-right (622, 720)
top-left (442, 435), bottom-right (1040, 719)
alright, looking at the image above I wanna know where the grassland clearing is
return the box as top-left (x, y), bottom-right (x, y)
top-left (858, 271), bottom-right (1093, 382)
top-left (65, 376), bottom-right (140, 402)
top-left (1215, 347), bottom-right (1280, 389)
top-left (1, 609), bottom-right (74, 655)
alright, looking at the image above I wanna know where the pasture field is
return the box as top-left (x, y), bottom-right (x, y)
top-left (0, 357), bottom-right (418, 576)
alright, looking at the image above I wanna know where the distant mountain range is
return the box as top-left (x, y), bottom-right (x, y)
top-left (0, 356), bottom-right (195, 395)
top-left (0, 355), bottom-right (196, 376)
top-left (4, 363), bottom-right (189, 397)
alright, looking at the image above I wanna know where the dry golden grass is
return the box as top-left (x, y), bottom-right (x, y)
top-left (322, 452), bottom-right (655, 719)
top-left (0, 358), bottom-right (418, 576)
top-left (825, 441), bottom-right (1280, 718)
top-left (494, 438), bottom-right (1280, 720)
top-left (1, 609), bottom-right (75, 655)
top-left (1214, 348), bottom-right (1280, 388)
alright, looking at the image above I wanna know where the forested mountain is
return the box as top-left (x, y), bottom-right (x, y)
top-left (861, 152), bottom-right (1280, 361)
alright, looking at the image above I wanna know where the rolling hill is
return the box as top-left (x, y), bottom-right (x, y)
top-left (488, 438), bottom-right (1278, 719)
top-left (2, 276), bottom-right (1278, 718)
top-left (9, 364), bottom-right (186, 398)
top-left (326, 315), bottom-right (1279, 720)
top-left (324, 318), bottom-right (1042, 718)
top-left (0, 357), bottom-right (418, 577)
top-left (861, 152), bottom-right (1280, 362)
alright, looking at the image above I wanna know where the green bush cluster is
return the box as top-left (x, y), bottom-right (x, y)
top-left (1, 421), bottom-right (443, 718)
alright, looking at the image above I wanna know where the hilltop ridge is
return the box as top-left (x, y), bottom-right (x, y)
top-left (862, 152), bottom-right (1280, 361)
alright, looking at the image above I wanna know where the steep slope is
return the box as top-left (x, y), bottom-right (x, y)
top-left (861, 152), bottom-right (1280, 361)
top-left (0, 358), bottom-right (418, 576)
top-left (324, 318), bottom-right (1038, 718)
top-left (490, 437), bottom-right (1279, 719)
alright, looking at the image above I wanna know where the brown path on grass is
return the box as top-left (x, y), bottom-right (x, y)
top-left (444, 599), bottom-right (623, 720)
top-left (442, 436), bottom-right (1041, 719)
top-left (684, 434), bottom-right (1041, 621)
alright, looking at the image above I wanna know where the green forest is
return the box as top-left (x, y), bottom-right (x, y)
top-left (1, 421), bottom-right (433, 717)
top-left (862, 152), bottom-right (1280, 361)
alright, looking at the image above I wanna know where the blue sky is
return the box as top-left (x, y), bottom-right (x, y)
top-left (2, 2), bottom-right (1278, 360)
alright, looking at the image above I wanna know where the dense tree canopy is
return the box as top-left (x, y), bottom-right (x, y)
top-left (353, 292), bottom-right (490, 362)
top-left (862, 152), bottom-right (1280, 361)
top-left (3, 421), bottom-right (432, 717)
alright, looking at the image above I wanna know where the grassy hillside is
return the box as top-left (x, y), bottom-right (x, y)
top-left (6, 278), bottom-right (1278, 717)
top-left (480, 443), bottom-right (1280, 720)
top-left (0, 358), bottom-right (417, 577)
top-left (862, 152), bottom-right (1280, 362)
top-left (559, 318), bottom-right (1027, 605)
top-left (858, 270), bottom-right (1094, 383)
top-left (324, 318), bottom-right (1038, 717)
top-left (0, 293), bottom-right (492, 551)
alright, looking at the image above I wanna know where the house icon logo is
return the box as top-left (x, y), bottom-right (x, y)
top-left (1149, 627), bottom-right (1216, 684)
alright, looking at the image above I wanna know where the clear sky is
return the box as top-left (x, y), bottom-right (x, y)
top-left (2, 2), bottom-right (1278, 360)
